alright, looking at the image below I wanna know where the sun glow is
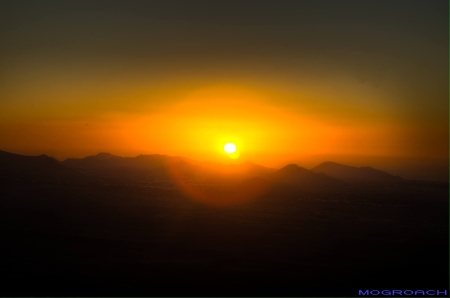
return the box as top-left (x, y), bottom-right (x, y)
top-left (224, 142), bottom-right (237, 153)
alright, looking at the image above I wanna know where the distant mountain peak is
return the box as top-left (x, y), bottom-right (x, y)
top-left (282, 163), bottom-right (299, 169)
top-left (311, 161), bottom-right (402, 183)
top-left (96, 152), bottom-right (114, 157)
top-left (279, 164), bottom-right (306, 171)
top-left (37, 154), bottom-right (58, 162)
top-left (277, 164), bottom-right (315, 176)
top-left (273, 163), bottom-right (340, 187)
top-left (88, 152), bottom-right (121, 160)
top-left (320, 161), bottom-right (340, 166)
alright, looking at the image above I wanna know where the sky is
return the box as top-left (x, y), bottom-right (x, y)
top-left (0, 0), bottom-right (448, 180)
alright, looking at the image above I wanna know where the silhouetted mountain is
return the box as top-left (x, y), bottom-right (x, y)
top-left (63, 153), bottom-right (274, 182)
top-left (311, 161), bottom-right (403, 184)
top-left (0, 150), bottom-right (91, 184)
top-left (64, 152), bottom-right (181, 169)
top-left (272, 164), bottom-right (341, 187)
top-left (191, 160), bottom-right (275, 181)
top-left (63, 153), bottom-right (180, 179)
top-left (239, 160), bottom-right (274, 177)
top-left (1, 150), bottom-right (447, 296)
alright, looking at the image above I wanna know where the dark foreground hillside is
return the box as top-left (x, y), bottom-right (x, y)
top-left (0, 174), bottom-right (448, 297)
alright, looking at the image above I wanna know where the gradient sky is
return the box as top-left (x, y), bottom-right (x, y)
top-left (0, 0), bottom-right (448, 180)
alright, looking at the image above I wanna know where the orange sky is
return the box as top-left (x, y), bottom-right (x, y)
top-left (0, 1), bottom-right (447, 180)
top-left (0, 80), bottom-right (447, 169)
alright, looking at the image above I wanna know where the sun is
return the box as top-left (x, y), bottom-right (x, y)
top-left (224, 142), bottom-right (237, 154)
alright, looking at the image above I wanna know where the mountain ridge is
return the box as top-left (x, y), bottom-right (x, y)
top-left (311, 161), bottom-right (403, 184)
top-left (273, 163), bottom-right (342, 187)
top-left (0, 150), bottom-right (405, 186)
top-left (0, 150), bottom-right (93, 184)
